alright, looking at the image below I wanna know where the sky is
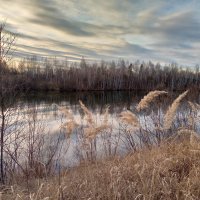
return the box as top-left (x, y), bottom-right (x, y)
top-left (0, 0), bottom-right (200, 65)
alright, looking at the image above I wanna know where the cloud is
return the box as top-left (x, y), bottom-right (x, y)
top-left (0, 0), bottom-right (200, 65)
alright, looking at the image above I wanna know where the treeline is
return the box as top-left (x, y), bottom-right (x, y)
top-left (3, 57), bottom-right (200, 91)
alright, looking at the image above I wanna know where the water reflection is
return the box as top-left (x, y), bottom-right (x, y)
top-left (19, 91), bottom-right (164, 114)
top-left (5, 91), bottom-right (200, 167)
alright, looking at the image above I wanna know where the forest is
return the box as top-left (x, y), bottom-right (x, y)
top-left (2, 57), bottom-right (200, 92)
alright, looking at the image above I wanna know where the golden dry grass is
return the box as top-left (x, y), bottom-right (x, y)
top-left (3, 138), bottom-right (200, 200)
top-left (2, 90), bottom-right (199, 199)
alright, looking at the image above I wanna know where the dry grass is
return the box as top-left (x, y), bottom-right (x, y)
top-left (3, 137), bottom-right (200, 200)
top-left (1, 90), bottom-right (200, 199)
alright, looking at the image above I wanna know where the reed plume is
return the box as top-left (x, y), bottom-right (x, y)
top-left (164, 90), bottom-right (189, 129)
top-left (79, 100), bottom-right (94, 125)
top-left (62, 121), bottom-right (78, 137)
top-left (103, 105), bottom-right (110, 125)
top-left (136, 90), bottom-right (167, 111)
top-left (120, 110), bottom-right (140, 127)
top-left (56, 104), bottom-right (78, 137)
top-left (84, 124), bottom-right (110, 140)
top-left (57, 105), bottom-right (74, 121)
top-left (188, 101), bottom-right (200, 111)
top-left (177, 128), bottom-right (199, 145)
top-left (79, 101), bottom-right (111, 140)
top-left (188, 101), bottom-right (200, 128)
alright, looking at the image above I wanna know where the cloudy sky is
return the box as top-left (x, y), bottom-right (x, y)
top-left (0, 0), bottom-right (200, 65)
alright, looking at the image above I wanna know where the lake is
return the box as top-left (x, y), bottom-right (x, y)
top-left (5, 90), bottom-right (200, 168)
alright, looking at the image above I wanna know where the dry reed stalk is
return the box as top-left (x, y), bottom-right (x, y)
top-left (57, 105), bottom-right (74, 121)
top-left (188, 101), bottom-right (196, 128)
top-left (187, 101), bottom-right (200, 128)
top-left (188, 101), bottom-right (200, 111)
top-left (62, 121), bottom-right (78, 137)
top-left (56, 104), bottom-right (78, 136)
top-left (177, 128), bottom-right (199, 145)
top-left (120, 110), bottom-right (140, 127)
top-left (103, 105), bottom-right (110, 125)
top-left (136, 90), bottom-right (167, 111)
top-left (196, 103), bottom-right (200, 110)
top-left (84, 124), bottom-right (111, 140)
top-left (163, 90), bottom-right (189, 129)
top-left (188, 101), bottom-right (197, 112)
top-left (79, 101), bottom-right (111, 140)
top-left (79, 100), bottom-right (94, 125)
top-left (188, 115), bottom-right (194, 128)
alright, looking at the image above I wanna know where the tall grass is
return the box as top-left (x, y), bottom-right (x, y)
top-left (1, 90), bottom-right (200, 199)
top-left (3, 138), bottom-right (200, 199)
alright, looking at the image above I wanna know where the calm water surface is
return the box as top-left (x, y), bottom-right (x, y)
top-left (10, 91), bottom-right (200, 165)
top-left (16, 91), bottom-right (200, 135)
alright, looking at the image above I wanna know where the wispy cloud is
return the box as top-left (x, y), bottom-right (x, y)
top-left (0, 0), bottom-right (200, 65)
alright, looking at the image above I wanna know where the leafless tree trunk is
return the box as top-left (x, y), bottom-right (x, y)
top-left (0, 22), bottom-right (16, 184)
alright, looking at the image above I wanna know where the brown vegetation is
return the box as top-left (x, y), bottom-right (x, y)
top-left (0, 90), bottom-right (198, 199)
top-left (2, 137), bottom-right (200, 200)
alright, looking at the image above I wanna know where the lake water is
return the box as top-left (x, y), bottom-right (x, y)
top-left (6, 90), bottom-right (200, 167)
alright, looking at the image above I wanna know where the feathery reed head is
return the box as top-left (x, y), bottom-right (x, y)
top-left (120, 110), bottom-right (140, 127)
top-left (84, 124), bottom-right (111, 140)
top-left (177, 128), bottom-right (199, 145)
top-left (164, 90), bottom-right (189, 129)
top-left (61, 121), bottom-right (78, 137)
top-left (56, 104), bottom-right (74, 120)
top-left (136, 90), bottom-right (167, 111)
top-left (188, 101), bottom-right (200, 112)
top-left (79, 100), bottom-right (94, 125)
top-left (103, 105), bottom-right (110, 125)
top-left (56, 104), bottom-right (79, 137)
top-left (78, 102), bottom-right (111, 140)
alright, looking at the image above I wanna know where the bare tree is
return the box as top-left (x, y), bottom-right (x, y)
top-left (0, 22), bottom-right (16, 184)
top-left (0, 23), bottom-right (16, 68)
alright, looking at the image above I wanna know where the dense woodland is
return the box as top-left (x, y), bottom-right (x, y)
top-left (2, 57), bottom-right (200, 91)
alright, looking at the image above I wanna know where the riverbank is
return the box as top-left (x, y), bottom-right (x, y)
top-left (2, 138), bottom-right (200, 200)
top-left (0, 90), bottom-right (200, 199)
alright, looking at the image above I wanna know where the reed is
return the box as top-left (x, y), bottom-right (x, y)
top-left (5, 138), bottom-right (200, 200)
top-left (188, 101), bottom-right (200, 111)
top-left (2, 90), bottom-right (200, 199)
top-left (57, 104), bottom-right (79, 136)
top-left (79, 100), bottom-right (94, 125)
top-left (164, 90), bottom-right (189, 129)
top-left (176, 128), bottom-right (199, 146)
top-left (120, 110), bottom-right (140, 127)
top-left (82, 103), bottom-right (111, 140)
top-left (136, 90), bottom-right (167, 111)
